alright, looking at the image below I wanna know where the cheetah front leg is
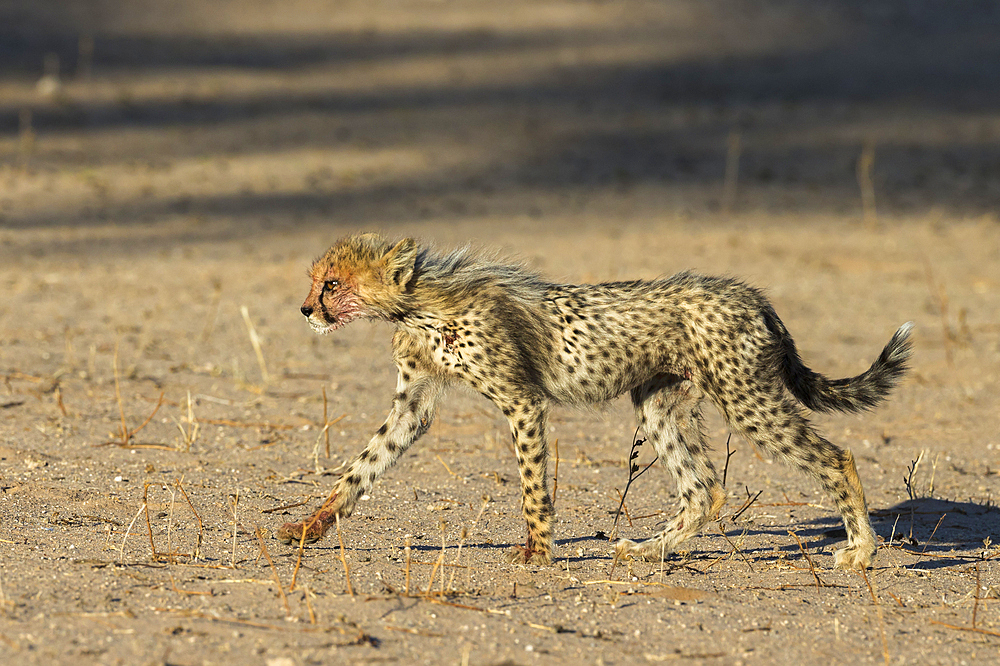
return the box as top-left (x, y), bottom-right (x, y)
top-left (277, 371), bottom-right (445, 544)
top-left (616, 375), bottom-right (726, 563)
top-left (498, 396), bottom-right (555, 565)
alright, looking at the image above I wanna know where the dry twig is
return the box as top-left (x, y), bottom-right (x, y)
top-left (860, 568), bottom-right (890, 665)
top-left (302, 585), bottom-right (317, 624)
top-left (451, 496), bottom-right (491, 592)
top-left (921, 513), bottom-right (947, 554)
top-left (787, 531), bottom-right (825, 589)
top-left (552, 438), bottom-right (560, 505)
top-left (322, 387), bottom-right (330, 457)
top-left (403, 536), bottom-right (412, 596)
top-left (335, 515), bottom-right (355, 597)
top-left (255, 525), bottom-right (291, 616)
top-left (717, 523), bottom-right (754, 572)
top-left (929, 621), bottom-right (1000, 638)
top-left (261, 500), bottom-right (310, 514)
top-left (436, 455), bottom-right (456, 477)
top-left (196, 418), bottom-right (300, 430)
top-left (229, 491), bottom-right (240, 568)
top-left (721, 434), bottom-right (735, 488)
top-left (120, 502), bottom-right (146, 564)
top-left (611, 425), bottom-right (657, 539)
top-left (425, 521), bottom-right (447, 596)
top-left (728, 487), bottom-right (763, 523)
top-left (169, 573), bottom-right (212, 597)
top-left (142, 483), bottom-right (158, 559)
top-left (313, 414), bottom-right (347, 473)
top-left (973, 562), bottom-right (981, 629)
top-left (175, 477), bottom-right (203, 561)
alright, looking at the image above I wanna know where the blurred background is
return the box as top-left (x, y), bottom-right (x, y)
top-left (3, 0), bottom-right (999, 242)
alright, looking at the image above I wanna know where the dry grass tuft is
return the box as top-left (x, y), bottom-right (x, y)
top-left (174, 391), bottom-right (200, 452)
top-left (105, 340), bottom-right (165, 448)
top-left (904, 450), bottom-right (926, 500)
top-left (240, 305), bottom-right (270, 384)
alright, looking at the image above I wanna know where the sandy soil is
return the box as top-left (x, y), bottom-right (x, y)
top-left (1, 1), bottom-right (999, 664)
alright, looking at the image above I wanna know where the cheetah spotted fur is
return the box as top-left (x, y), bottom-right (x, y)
top-left (277, 233), bottom-right (912, 570)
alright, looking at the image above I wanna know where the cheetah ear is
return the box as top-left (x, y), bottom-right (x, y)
top-left (382, 238), bottom-right (418, 288)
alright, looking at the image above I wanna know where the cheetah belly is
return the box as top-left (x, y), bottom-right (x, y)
top-left (550, 335), bottom-right (673, 404)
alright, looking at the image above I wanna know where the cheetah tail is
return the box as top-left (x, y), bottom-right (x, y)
top-left (783, 322), bottom-right (914, 414)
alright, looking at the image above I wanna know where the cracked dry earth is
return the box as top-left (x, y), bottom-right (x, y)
top-left (2, 1), bottom-right (1000, 665)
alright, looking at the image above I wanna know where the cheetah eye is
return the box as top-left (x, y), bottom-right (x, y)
top-left (323, 280), bottom-right (339, 292)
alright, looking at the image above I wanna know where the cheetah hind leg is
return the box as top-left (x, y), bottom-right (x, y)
top-left (831, 449), bottom-right (878, 570)
top-left (615, 484), bottom-right (726, 563)
top-left (615, 376), bottom-right (726, 563)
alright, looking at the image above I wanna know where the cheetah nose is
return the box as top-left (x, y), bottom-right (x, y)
top-left (300, 305), bottom-right (314, 317)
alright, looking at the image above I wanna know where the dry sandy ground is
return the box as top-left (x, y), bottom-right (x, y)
top-left (1, 1), bottom-right (999, 664)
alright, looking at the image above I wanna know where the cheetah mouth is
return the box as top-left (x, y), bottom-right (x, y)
top-left (307, 315), bottom-right (342, 335)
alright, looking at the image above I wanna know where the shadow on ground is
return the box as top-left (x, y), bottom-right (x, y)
top-left (2, 0), bottom-right (1000, 236)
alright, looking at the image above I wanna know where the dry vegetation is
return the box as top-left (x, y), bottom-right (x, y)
top-left (1, 1), bottom-right (999, 664)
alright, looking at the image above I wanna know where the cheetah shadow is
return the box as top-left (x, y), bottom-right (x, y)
top-left (282, 499), bottom-right (998, 570)
top-left (868, 498), bottom-right (1000, 568)
top-left (727, 497), bottom-right (999, 570)
top-left (387, 534), bottom-right (621, 564)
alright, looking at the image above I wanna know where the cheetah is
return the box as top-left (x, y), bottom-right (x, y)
top-left (277, 233), bottom-right (912, 570)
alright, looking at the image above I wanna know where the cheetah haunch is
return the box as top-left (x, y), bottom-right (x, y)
top-left (278, 233), bottom-right (912, 570)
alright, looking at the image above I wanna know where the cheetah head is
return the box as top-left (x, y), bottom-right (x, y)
top-left (301, 233), bottom-right (418, 333)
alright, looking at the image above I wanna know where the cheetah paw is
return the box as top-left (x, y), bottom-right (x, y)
top-left (834, 545), bottom-right (876, 570)
top-left (276, 515), bottom-right (331, 545)
top-left (504, 544), bottom-right (552, 566)
top-left (615, 538), bottom-right (678, 563)
top-left (614, 539), bottom-right (644, 562)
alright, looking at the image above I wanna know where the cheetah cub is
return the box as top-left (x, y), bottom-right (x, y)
top-left (278, 233), bottom-right (912, 570)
